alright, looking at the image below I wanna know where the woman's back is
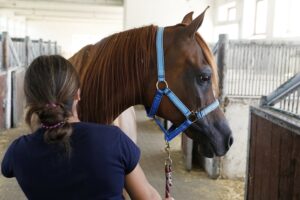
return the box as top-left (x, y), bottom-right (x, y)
top-left (1, 55), bottom-right (164, 200)
top-left (2, 122), bottom-right (140, 200)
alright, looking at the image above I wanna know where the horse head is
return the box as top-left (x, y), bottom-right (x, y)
top-left (69, 8), bottom-right (232, 157)
top-left (144, 8), bottom-right (233, 158)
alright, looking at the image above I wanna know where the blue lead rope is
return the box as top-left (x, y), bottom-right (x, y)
top-left (146, 27), bottom-right (220, 142)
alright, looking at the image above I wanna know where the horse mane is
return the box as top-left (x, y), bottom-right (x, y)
top-left (69, 25), bottom-right (157, 124)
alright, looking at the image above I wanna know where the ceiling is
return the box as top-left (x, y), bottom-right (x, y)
top-left (31, 0), bottom-right (123, 5)
top-left (1, 0), bottom-right (123, 6)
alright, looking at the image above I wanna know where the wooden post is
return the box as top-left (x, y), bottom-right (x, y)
top-left (2, 32), bottom-right (10, 129)
top-left (217, 34), bottom-right (229, 105)
top-left (2, 32), bottom-right (9, 70)
top-left (25, 36), bottom-right (30, 66)
top-left (38, 39), bottom-right (43, 56)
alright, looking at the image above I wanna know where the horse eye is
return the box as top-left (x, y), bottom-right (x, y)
top-left (199, 74), bottom-right (211, 82)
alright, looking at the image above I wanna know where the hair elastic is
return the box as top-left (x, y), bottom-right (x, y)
top-left (46, 103), bottom-right (58, 108)
top-left (41, 121), bottom-right (66, 129)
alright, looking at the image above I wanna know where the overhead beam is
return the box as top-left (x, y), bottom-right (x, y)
top-left (9, 8), bottom-right (123, 20)
top-left (0, 0), bottom-right (123, 13)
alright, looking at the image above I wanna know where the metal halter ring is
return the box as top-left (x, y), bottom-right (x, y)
top-left (156, 80), bottom-right (169, 90)
top-left (187, 111), bottom-right (198, 123)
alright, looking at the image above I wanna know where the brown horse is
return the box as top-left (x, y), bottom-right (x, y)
top-left (69, 9), bottom-right (233, 157)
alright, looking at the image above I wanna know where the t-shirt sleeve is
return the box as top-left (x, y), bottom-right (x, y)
top-left (117, 127), bottom-right (141, 175)
top-left (1, 140), bottom-right (18, 178)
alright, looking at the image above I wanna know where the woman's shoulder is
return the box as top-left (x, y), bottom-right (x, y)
top-left (72, 122), bottom-right (124, 141)
top-left (73, 122), bottom-right (121, 133)
top-left (6, 134), bottom-right (31, 149)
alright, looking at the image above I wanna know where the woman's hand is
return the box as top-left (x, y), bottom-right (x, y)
top-left (125, 164), bottom-right (161, 200)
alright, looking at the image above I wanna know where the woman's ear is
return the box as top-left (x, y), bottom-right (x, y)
top-left (74, 89), bottom-right (81, 101)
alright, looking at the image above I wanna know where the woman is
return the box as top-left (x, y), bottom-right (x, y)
top-left (1, 55), bottom-right (167, 200)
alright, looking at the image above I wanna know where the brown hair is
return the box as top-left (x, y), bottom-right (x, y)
top-left (24, 55), bottom-right (80, 154)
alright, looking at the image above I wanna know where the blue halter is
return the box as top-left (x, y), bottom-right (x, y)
top-left (146, 27), bottom-right (220, 142)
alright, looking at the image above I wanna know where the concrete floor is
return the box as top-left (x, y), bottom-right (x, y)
top-left (0, 107), bottom-right (244, 200)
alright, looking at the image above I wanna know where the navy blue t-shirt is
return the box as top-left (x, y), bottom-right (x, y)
top-left (1, 122), bottom-right (140, 200)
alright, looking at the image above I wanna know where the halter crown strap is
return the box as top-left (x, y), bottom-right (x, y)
top-left (156, 27), bottom-right (165, 81)
top-left (146, 27), bottom-right (220, 142)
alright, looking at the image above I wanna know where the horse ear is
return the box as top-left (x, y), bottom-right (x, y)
top-left (185, 6), bottom-right (209, 37)
top-left (182, 11), bottom-right (194, 25)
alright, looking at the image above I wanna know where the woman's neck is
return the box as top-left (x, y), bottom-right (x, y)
top-left (68, 116), bottom-right (80, 123)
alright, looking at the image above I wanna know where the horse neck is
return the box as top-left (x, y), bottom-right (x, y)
top-left (96, 66), bottom-right (154, 125)
top-left (85, 29), bottom-right (156, 124)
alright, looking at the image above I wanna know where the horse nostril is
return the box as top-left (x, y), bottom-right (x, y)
top-left (228, 136), bottom-right (234, 148)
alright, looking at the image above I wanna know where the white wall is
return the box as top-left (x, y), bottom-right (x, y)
top-left (0, 10), bottom-right (26, 38)
top-left (212, 0), bottom-right (241, 40)
top-left (213, 0), bottom-right (300, 40)
top-left (0, 0), bottom-right (124, 58)
top-left (26, 19), bottom-right (122, 58)
top-left (124, 0), bottom-right (215, 42)
top-left (221, 98), bottom-right (260, 179)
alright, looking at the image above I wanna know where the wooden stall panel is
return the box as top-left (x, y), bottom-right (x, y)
top-left (247, 112), bottom-right (300, 200)
top-left (247, 114), bottom-right (257, 200)
top-left (268, 122), bottom-right (281, 200)
top-left (0, 73), bottom-right (7, 130)
top-left (278, 126), bottom-right (294, 200)
top-left (12, 68), bottom-right (25, 127)
top-left (292, 134), bottom-right (300, 200)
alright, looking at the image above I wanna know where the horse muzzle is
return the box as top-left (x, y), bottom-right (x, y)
top-left (185, 119), bottom-right (233, 157)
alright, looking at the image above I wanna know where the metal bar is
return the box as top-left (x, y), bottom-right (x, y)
top-left (212, 42), bottom-right (219, 56)
top-left (287, 93), bottom-right (291, 112)
top-left (237, 43), bottom-right (242, 95)
top-left (274, 45), bottom-right (280, 92)
top-left (249, 43), bottom-right (255, 96)
top-left (227, 42), bottom-right (233, 95)
top-left (11, 38), bottom-right (25, 42)
top-left (291, 90), bottom-right (296, 113)
top-left (25, 36), bottom-right (30, 66)
top-left (8, 37), bottom-right (22, 67)
top-left (244, 43), bottom-right (250, 96)
top-left (260, 73), bottom-right (300, 106)
top-left (54, 41), bottom-right (58, 54)
top-left (231, 42), bottom-right (237, 95)
top-left (240, 43), bottom-right (246, 96)
top-left (39, 39), bottom-right (43, 56)
top-left (296, 89), bottom-right (300, 114)
top-left (253, 45), bottom-right (261, 95)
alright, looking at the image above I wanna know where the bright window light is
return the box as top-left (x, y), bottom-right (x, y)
top-left (228, 7), bottom-right (237, 21)
top-left (218, 2), bottom-right (236, 22)
top-left (254, 0), bottom-right (267, 34)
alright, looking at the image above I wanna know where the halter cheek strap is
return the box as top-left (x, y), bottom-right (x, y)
top-left (145, 27), bottom-right (220, 142)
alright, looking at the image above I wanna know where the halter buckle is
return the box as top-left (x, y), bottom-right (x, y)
top-left (156, 80), bottom-right (169, 90)
top-left (187, 111), bottom-right (198, 123)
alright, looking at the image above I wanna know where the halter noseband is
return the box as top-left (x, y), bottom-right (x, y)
top-left (146, 27), bottom-right (220, 142)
